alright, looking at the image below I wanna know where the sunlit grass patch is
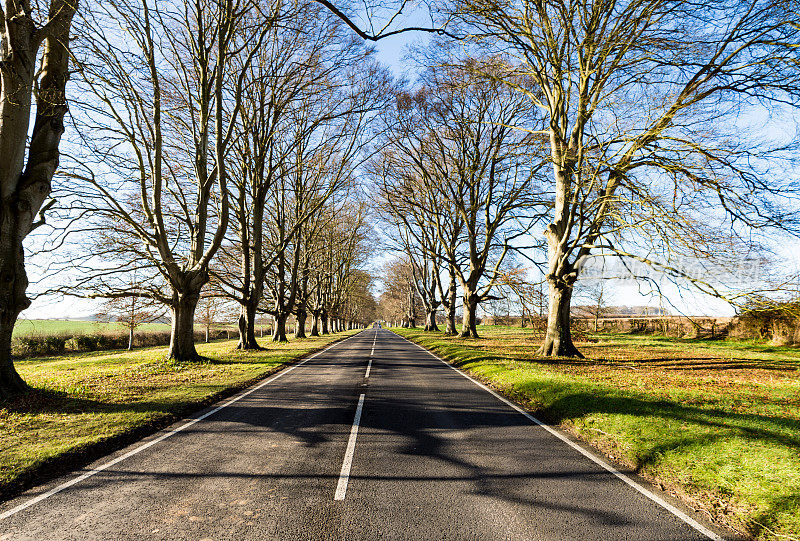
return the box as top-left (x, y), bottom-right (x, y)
top-left (394, 325), bottom-right (800, 540)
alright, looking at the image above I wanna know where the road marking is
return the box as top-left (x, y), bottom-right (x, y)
top-left (365, 331), bottom-right (377, 377)
top-left (334, 393), bottom-right (365, 501)
top-left (391, 332), bottom-right (724, 541)
top-left (0, 332), bottom-right (364, 521)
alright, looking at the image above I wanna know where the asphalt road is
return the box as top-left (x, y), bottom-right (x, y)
top-left (0, 329), bottom-right (728, 540)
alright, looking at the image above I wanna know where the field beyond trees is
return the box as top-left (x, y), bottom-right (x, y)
top-left (0, 331), bottom-right (357, 500)
top-left (393, 326), bottom-right (800, 540)
top-left (12, 319), bottom-right (171, 338)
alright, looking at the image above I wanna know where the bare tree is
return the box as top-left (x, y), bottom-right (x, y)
top-left (380, 257), bottom-right (423, 328)
top-left (575, 279), bottom-right (608, 333)
top-left (214, 2), bottom-right (386, 347)
top-left (66, 0), bottom-right (272, 361)
top-left (378, 197), bottom-right (446, 331)
top-left (98, 293), bottom-right (165, 350)
top-left (497, 267), bottom-right (545, 329)
top-left (0, 0), bottom-right (78, 398)
top-left (451, 0), bottom-right (800, 356)
top-left (376, 60), bottom-right (549, 338)
top-left (196, 294), bottom-right (234, 343)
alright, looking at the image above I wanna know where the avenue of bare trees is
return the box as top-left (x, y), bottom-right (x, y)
top-left (377, 0), bottom-right (800, 355)
top-left (1, 0), bottom-right (799, 398)
top-left (0, 0), bottom-right (382, 398)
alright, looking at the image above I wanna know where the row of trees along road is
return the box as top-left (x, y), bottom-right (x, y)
top-left (375, 63), bottom-right (549, 338)
top-left (1, 0), bottom-right (799, 398)
top-left (378, 1), bottom-right (800, 356)
top-left (0, 0), bottom-right (388, 399)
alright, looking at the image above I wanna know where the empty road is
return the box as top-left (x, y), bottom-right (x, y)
top-left (0, 330), bottom-right (727, 540)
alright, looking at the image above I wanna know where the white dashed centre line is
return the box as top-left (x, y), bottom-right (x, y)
top-left (334, 393), bottom-right (365, 501)
top-left (365, 331), bottom-right (377, 378)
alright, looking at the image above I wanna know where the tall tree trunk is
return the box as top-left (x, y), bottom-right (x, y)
top-left (443, 278), bottom-right (458, 335)
top-left (0, 231), bottom-right (29, 399)
top-left (321, 312), bottom-right (329, 334)
top-left (460, 290), bottom-right (480, 338)
top-left (272, 313), bottom-right (288, 342)
top-left (539, 140), bottom-right (582, 357)
top-left (407, 284), bottom-right (416, 328)
top-left (237, 301), bottom-right (261, 350)
top-left (169, 292), bottom-right (201, 362)
top-left (310, 311), bottom-right (320, 336)
top-left (537, 278), bottom-right (583, 357)
top-left (0, 315), bottom-right (27, 399)
top-left (295, 310), bottom-right (307, 339)
top-left (128, 327), bottom-right (134, 350)
top-left (0, 0), bottom-right (77, 399)
top-left (425, 310), bottom-right (439, 332)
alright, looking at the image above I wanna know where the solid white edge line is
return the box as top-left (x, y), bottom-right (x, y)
top-left (390, 331), bottom-right (724, 541)
top-left (0, 332), bottom-right (364, 521)
top-left (334, 393), bottom-right (366, 501)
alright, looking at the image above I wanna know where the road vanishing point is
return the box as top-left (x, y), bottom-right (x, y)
top-left (1, 330), bottom-right (729, 540)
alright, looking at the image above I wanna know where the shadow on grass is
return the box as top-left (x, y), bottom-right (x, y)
top-left (527, 389), bottom-right (800, 454)
top-left (440, 338), bottom-right (800, 372)
top-left (1, 387), bottom-right (227, 416)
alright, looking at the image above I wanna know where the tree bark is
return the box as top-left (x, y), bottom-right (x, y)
top-left (168, 292), bottom-right (201, 362)
top-left (460, 290), bottom-right (480, 338)
top-left (537, 279), bottom-right (583, 357)
top-left (425, 309), bottom-right (439, 332)
top-left (295, 310), bottom-right (307, 339)
top-left (237, 301), bottom-right (261, 350)
top-left (0, 226), bottom-right (30, 399)
top-left (0, 316), bottom-right (27, 399)
top-left (0, 0), bottom-right (77, 399)
top-left (406, 283), bottom-right (417, 328)
top-left (321, 312), bottom-right (329, 334)
top-left (272, 313), bottom-right (288, 342)
top-left (443, 273), bottom-right (458, 335)
top-left (128, 327), bottom-right (134, 350)
top-left (310, 311), bottom-right (320, 336)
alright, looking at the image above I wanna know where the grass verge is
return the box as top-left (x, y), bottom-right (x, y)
top-left (393, 326), bottom-right (800, 540)
top-left (0, 331), bottom-right (358, 500)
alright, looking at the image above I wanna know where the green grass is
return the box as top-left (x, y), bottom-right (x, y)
top-left (0, 331), bottom-right (358, 498)
top-left (13, 319), bottom-right (172, 337)
top-left (393, 325), bottom-right (800, 540)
